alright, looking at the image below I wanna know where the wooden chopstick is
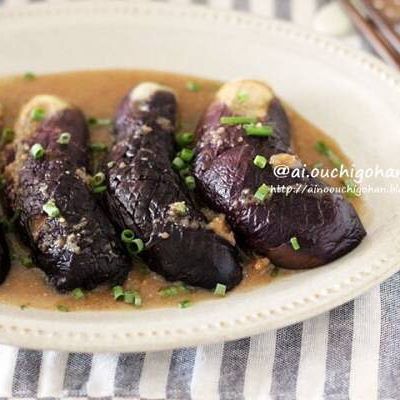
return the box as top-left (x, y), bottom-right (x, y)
top-left (359, 0), bottom-right (400, 53)
top-left (339, 0), bottom-right (400, 69)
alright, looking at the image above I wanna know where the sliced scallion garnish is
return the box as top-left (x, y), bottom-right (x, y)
top-left (315, 141), bottom-right (359, 198)
top-left (72, 288), bottom-right (85, 300)
top-left (186, 81), bottom-right (201, 92)
top-left (57, 132), bottom-right (71, 145)
top-left (90, 172), bottom-right (106, 188)
top-left (290, 237), bottom-right (300, 251)
top-left (253, 155), bottom-right (267, 169)
top-left (122, 290), bottom-right (142, 307)
top-left (220, 116), bottom-right (257, 126)
top-left (214, 283), bottom-right (227, 297)
top-left (92, 185), bottom-right (107, 194)
top-left (56, 304), bottom-right (69, 312)
top-left (176, 132), bottom-right (194, 148)
top-left (112, 285), bottom-right (125, 301)
top-left (179, 299), bottom-right (192, 308)
top-left (89, 142), bottom-right (108, 152)
top-left (179, 148), bottom-right (194, 163)
top-left (20, 256), bottom-right (33, 268)
top-left (254, 183), bottom-right (272, 202)
top-left (42, 199), bottom-right (60, 218)
top-left (185, 175), bottom-right (196, 190)
top-left (30, 143), bottom-right (45, 160)
top-left (87, 117), bottom-right (112, 127)
top-left (172, 156), bottom-right (186, 171)
top-left (159, 284), bottom-right (189, 297)
top-left (31, 108), bottom-right (46, 122)
top-left (24, 72), bottom-right (36, 81)
top-left (127, 238), bottom-right (144, 255)
top-left (121, 229), bottom-right (135, 244)
top-left (244, 124), bottom-right (273, 137)
top-left (237, 90), bottom-right (249, 103)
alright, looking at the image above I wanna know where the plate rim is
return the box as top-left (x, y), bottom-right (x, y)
top-left (0, 0), bottom-right (399, 352)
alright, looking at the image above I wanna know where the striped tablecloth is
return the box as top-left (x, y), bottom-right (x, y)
top-left (0, 0), bottom-right (398, 399)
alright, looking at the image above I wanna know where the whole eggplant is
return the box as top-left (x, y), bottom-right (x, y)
top-left (4, 95), bottom-right (131, 292)
top-left (194, 80), bottom-right (366, 269)
top-left (0, 104), bottom-right (11, 284)
top-left (105, 82), bottom-right (242, 290)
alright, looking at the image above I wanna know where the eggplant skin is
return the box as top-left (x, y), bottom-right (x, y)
top-left (105, 83), bottom-right (242, 290)
top-left (194, 80), bottom-right (366, 269)
top-left (5, 96), bottom-right (131, 292)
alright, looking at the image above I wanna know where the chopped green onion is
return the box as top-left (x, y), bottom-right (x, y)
top-left (20, 256), bottom-right (33, 268)
top-left (72, 288), bottom-right (85, 300)
top-left (56, 305), bottom-right (69, 312)
top-left (179, 148), bottom-right (194, 163)
top-left (127, 238), bottom-right (144, 255)
top-left (314, 141), bottom-right (342, 168)
top-left (172, 156), bottom-right (186, 171)
top-left (315, 141), bottom-right (359, 197)
top-left (133, 292), bottom-right (142, 307)
top-left (244, 124), bottom-right (273, 137)
top-left (42, 199), bottom-right (60, 218)
top-left (179, 299), bottom-right (192, 308)
top-left (254, 183), bottom-right (272, 202)
top-left (30, 143), bottom-right (45, 159)
top-left (185, 175), bottom-right (196, 190)
top-left (123, 290), bottom-right (142, 307)
top-left (123, 290), bottom-right (136, 304)
top-left (57, 132), bottom-right (71, 145)
top-left (290, 237), bottom-right (300, 251)
top-left (24, 72), bottom-right (36, 81)
top-left (237, 90), bottom-right (249, 103)
top-left (186, 81), bottom-right (201, 92)
top-left (90, 172), bottom-right (106, 188)
top-left (344, 178), bottom-right (358, 198)
top-left (253, 155), bottom-right (267, 169)
top-left (92, 185), bottom-right (107, 194)
top-left (112, 285), bottom-right (125, 301)
top-left (31, 107), bottom-right (46, 122)
top-left (214, 283), bottom-right (227, 297)
top-left (220, 116), bottom-right (257, 126)
top-left (176, 132), bottom-right (194, 147)
top-left (159, 286), bottom-right (179, 297)
top-left (121, 229), bottom-right (135, 244)
top-left (1, 127), bottom-right (15, 144)
top-left (89, 142), bottom-right (108, 152)
top-left (87, 117), bottom-right (112, 127)
top-left (159, 284), bottom-right (189, 297)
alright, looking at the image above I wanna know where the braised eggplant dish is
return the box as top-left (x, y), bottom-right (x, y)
top-left (0, 70), bottom-right (366, 311)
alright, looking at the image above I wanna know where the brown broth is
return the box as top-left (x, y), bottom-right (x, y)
top-left (0, 70), bottom-right (362, 312)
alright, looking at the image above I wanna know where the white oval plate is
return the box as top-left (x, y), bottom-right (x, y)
top-left (0, 1), bottom-right (399, 352)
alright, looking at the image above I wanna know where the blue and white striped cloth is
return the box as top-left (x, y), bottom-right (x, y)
top-left (0, 0), bottom-right (398, 399)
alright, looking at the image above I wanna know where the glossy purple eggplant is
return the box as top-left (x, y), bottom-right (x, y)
top-left (105, 83), bottom-right (242, 290)
top-left (4, 96), bottom-right (131, 291)
top-left (194, 80), bottom-right (366, 269)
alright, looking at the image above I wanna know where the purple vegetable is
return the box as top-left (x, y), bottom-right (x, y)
top-left (4, 96), bottom-right (131, 291)
top-left (194, 80), bottom-right (366, 269)
top-left (105, 83), bottom-right (242, 290)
